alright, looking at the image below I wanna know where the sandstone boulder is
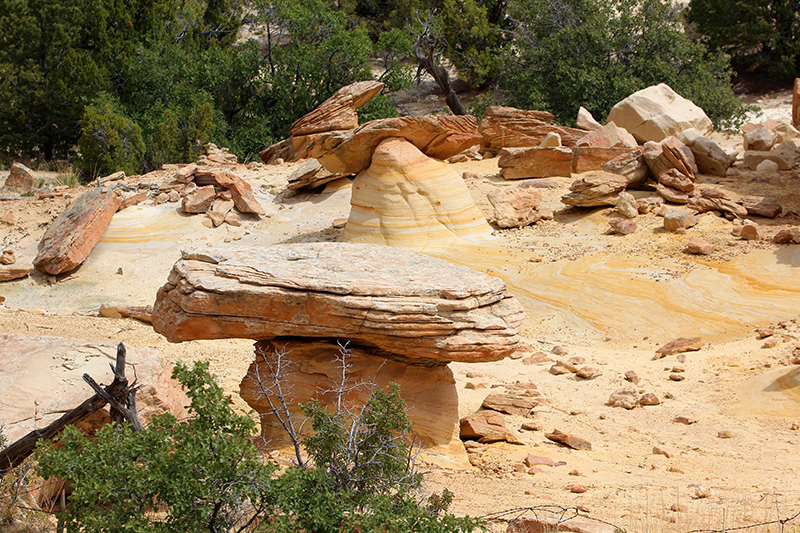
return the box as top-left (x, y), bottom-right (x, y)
top-left (743, 127), bottom-right (776, 152)
top-left (3, 163), bottom-right (39, 192)
top-left (290, 80), bottom-right (384, 136)
top-left (606, 83), bottom-right (713, 143)
top-left (152, 242), bottom-right (525, 363)
top-left (740, 196), bottom-right (782, 218)
top-left (663, 208), bottom-right (697, 231)
top-left (743, 145), bottom-right (796, 170)
top-left (481, 389), bottom-right (543, 416)
top-left (341, 138), bottom-right (492, 248)
top-left (0, 262), bottom-right (33, 282)
top-left (678, 128), bottom-right (733, 176)
top-left (658, 168), bottom-right (694, 193)
top-left (616, 191), bottom-right (639, 218)
top-left (643, 137), bottom-right (697, 180)
top-left (0, 335), bottom-right (188, 443)
top-left (181, 185), bottom-right (216, 214)
top-left (561, 172), bottom-right (627, 207)
top-left (206, 171), bottom-right (265, 215)
top-left (460, 411), bottom-right (523, 444)
top-left (240, 339), bottom-right (459, 448)
top-left (309, 115), bottom-right (481, 174)
top-left (572, 146), bottom-right (631, 173)
top-left (34, 188), bottom-right (121, 275)
top-left (479, 106), bottom-right (587, 153)
top-left (655, 337), bottom-right (703, 357)
top-left (604, 148), bottom-right (648, 188)
top-left (487, 183), bottom-right (543, 228)
top-left (498, 146), bottom-right (574, 179)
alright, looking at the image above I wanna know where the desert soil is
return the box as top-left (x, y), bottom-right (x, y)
top-left (2, 89), bottom-right (800, 533)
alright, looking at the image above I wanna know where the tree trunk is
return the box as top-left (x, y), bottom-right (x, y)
top-left (413, 33), bottom-right (467, 116)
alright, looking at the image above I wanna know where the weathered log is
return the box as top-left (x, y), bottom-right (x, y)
top-left (0, 343), bottom-right (141, 477)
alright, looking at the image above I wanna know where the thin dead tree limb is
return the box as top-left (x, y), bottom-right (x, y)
top-left (0, 342), bottom-right (142, 477)
top-left (413, 26), bottom-right (467, 116)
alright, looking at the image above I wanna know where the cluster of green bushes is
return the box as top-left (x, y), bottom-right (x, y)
top-left (1, 0), bottom-right (787, 180)
top-left (34, 360), bottom-right (483, 533)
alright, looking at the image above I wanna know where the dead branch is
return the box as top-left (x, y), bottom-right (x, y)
top-left (0, 342), bottom-right (142, 477)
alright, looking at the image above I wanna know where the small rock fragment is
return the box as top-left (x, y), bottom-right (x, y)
top-left (624, 370), bottom-right (639, 384)
top-left (546, 429), bottom-right (592, 451)
top-left (655, 337), bottom-right (703, 358)
top-left (686, 237), bottom-right (714, 255)
top-left (638, 393), bottom-right (660, 406)
top-left (609, 218), bottom-right (637, 235)
top-left (717, 430), bottom-right (734, 439)
top-left (673, 416), bottom-right (697, 425)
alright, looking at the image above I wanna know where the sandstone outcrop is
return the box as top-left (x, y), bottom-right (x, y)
top-left (498, 146), bottom-right (574, 179)
top-left (309, 115), bottom-right (481, 174)
top-left (341, 138), bottom-right (492, 248)
top-left (478, 106), bottom-right (587, 153)
top-left (33, 188), bottom-right (121, 275)
top-left (290, 80), bottom-right (384, 136)
top-left (240, 339), bottom-right (459, 448)
top-left (152, 242), bottom-right (524, 363)
top-left (606, 83), bottom-right (713, 143)
top-left (0, 335), bottom-right (187, 442)
top-left (561, 172), bottom-right (627, 207)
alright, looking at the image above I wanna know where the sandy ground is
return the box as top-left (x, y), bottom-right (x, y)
top-left (2, 92), bottom-right (800, 532)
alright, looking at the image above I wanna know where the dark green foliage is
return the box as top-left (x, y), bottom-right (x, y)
top-left (35, 360), bottom-right (484, 533)
top-left (78, 96), bottom-right (145, 179)
top-left (687, 0), bottom-right (800, 79)
top-left (36, 361), bottom-right (275, 533)
top-left (499, 0), bottom-right (748, 129)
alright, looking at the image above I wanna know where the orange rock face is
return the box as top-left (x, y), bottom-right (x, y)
top-left (152, 242), bottom-right (524, 363)
top-left (308, 115), bottom-right (481, 174)
top-left (240, 339), bottom-right (460, 448)
top-left (33, 188), bottom-right (121, 275)
top-left (342, 138), bottom-right (492, 248)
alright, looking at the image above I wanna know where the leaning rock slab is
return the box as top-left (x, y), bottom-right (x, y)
top-left (34, 188), bottom-right (121, 275)
top-left (561, 171), bottom-right (627, 207)
top-left (607, 83), bottom-right (713, 143)
top-left (240, 339), bottom-right (459, 448)
top-left (0, 334), bottom-right (187, 442)
top-left (341, 138), bottom-right (492, 248)
top-left (290, 80), bottom-right (384, 136)
top-left (152, 242), bottom-right (525, 363)
top-left (309, 115), bottom-right (481, 174)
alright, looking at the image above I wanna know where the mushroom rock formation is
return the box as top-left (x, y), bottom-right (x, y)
top-left (341, 137), bottom-right (493, 249)
top-left (239, 339), bottom-right (460, 449)
top-left (308, 115), bottom-right (481, 175)
top-left (152, 242), bottom-right (524, 363)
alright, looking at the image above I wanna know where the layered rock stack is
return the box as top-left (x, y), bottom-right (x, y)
top-left (152, 242), bottom-right (525, 450)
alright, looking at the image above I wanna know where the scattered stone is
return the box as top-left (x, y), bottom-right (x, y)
top-left (717, 430), bottom-right (734, 439)
top-left (608, 387), bottom-right (638, 409)
top-left (743, 146), bottom-right (795, 170)
top-left (550, 359), bottom-right (577, 375)
top-left (98, 303), bottom-right (153, 323)
top-left (561, 171), bottom-right (627, 207)
top-left (181, 185), bottom-right (216, 214)
top-left (609, 218), bottom-right (637, 235)
top-left (690, 485), bottom-right (713, 499)
top-left (569, 484), bottom-right (588, 494)
top-left (686, 237), bottom-right (714, 255)
top-left (1, 212), bottom-right (16, 225)
top-left (773, 229), bottom-right (799, 243)
top-left (653, 446), bottom-right (672, 458)
top-left (756, 159), bottom-right (780, 173)
top-left (740, 196), bottom-right (782, 218)
top-left (657, 183), bottom-right (690, 204)
top-left (173, 163), bottom-right (198, 182)
top-left (673, 416), bottom-right (697, 425)
top-left (576, 366), bottom-right (597, 379)
top-left (508, 515), bottom-right (616, 533)
top-left (671, 503), bottom-right (688, 513)
top-left (607, 83), bottom-right (713, 143)
top-left (539, 132), bottom-right (562, 148)
top-left (152, 243), bottom-right (525, 363)
top-left (625, 371), bottom-right (639, 384)
top-left (460, 412), bottom-right (523, 445)
top-left (481, 390), bottom-right (543, 416)
top-left (663, 209), bottom-right (697, 231)
top-left (638, 196), bottom-right (664, 214)
top-left (743, 127), bottom-right (777, 152)
top-left (573, 146), bottom-right (632, 173)
top-left (639, 393), bottom-right (660, 406)
top-left (524, 455), bottom-right (555, 467)
top-left (522, 352), bottom-right (551, 365)
top-left (669, 373), bottom-right (685, 382)
top-left (546, 429), bottom-right (592, 451)
top-left (3, 163), bottom-right (39, 192)
top-left (200, 143), bottom-right (238, 165)
top-left (1, 249), bottom-right (15, 265)
top-left (658, 168), bottom-right (694, 193)
top-left (616, 191), bottom-right (639, 218)
top-left (487, 183), bottom-right (543, 228)
top-left (762, 337), bottom-right (780, 348)
top-left (33, 188), bottom-right (121, 275)
top-left (521, 421), bottom-right (542, 431)
top-left (655, 337), bottom-right (703, 357)
top-left (740, 223), bottom-right (763, 241)
top-left (552, 345), bottom-right (569, 356)
top-left (0, 262), bottom-right (34, 282)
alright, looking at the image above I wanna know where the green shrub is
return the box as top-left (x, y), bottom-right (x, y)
top-left (499, 0), bottom-right (749, 129)
top-left (77, 96), bottom-right (145, 181)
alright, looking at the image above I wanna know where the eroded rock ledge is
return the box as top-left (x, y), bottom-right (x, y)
top-left (152, 242), bottom-right (524, 363)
